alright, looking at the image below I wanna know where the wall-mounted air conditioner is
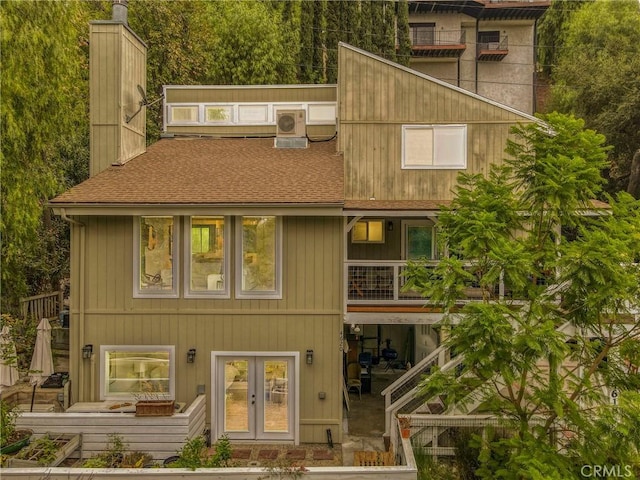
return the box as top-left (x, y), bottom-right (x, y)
top-left (276, 109), bottom-right (306, 137)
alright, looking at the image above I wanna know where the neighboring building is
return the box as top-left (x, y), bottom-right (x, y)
top-left (407, 0), bottom-right (550, 114)
top-left (50, 5), bottom-right (540, 445)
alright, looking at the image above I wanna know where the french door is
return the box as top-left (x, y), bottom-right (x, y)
top-left (214, 354), bottom-right (296, 441)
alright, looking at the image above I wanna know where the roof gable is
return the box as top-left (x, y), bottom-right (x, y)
top-left (338, 42), bottom-right (540, 125)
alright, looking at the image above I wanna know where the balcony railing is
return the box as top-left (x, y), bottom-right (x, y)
top-left (410, 29), bottom-right (466, 57)
top-left (347, 261), bottom-right (427, 304)
top-left (345, 261), bottom-right (554, 306)
top-left (477, 35), bottom-right (509, 61)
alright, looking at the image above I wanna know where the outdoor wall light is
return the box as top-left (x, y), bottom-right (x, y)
top-left (82, 344), bottom-right (93, 359)
top-left (306, 349), bottom-right (314, 365)
top-left (187, 348), bottom-right (196, 363)
top-left (387, 220), bottom-right (394, 231)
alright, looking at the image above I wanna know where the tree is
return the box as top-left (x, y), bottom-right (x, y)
top-left (537, 0), bottom-right (591, 77)
top-left (405, 113), bottom-right (640, 478)
top-left (396, 0), bottom-right (412, 67)
top-left (1, 0), bottom-right (89, 313)
top-left (549, 0), bottom-right (640, 195)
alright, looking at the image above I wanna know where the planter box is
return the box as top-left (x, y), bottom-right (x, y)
top-left (135, 400), bottom-right (175, 417)
top-left (7, 433), bottom-right (81, 467)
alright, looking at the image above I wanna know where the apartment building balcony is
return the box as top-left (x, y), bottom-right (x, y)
top-left (477, 35), bottom-right (509, 61)
top-left (410, 29), bottom-right (466, 58)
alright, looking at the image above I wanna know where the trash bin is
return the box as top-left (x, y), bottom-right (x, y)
top-left (59, 310), bottom-right (70, 328)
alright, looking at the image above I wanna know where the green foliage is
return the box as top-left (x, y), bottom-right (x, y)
top-left (15, 436), bottom-right (60, 466)
top-left (415, 449), bottom-right (461, 480)
top-left (82, 433), bottom-right (127, 468)
top-left (167, 434), bottom-right (232, 470)
top-left (405, 112), bottom-right (640, 478)
top-left (0, 0), bottom-right (88, 313)
top-left (259, 457), bottom-right (309, 479)
top-left (1, 313), bottom-right (37, 372)
top-left (0, 400), bottom-right (19, 443)
top-left (396, 0), bottom-right (412, 67)
top-left (549, 0), bottom-right (640, 193)
top-left (537, 0), bottom-right (591, 77)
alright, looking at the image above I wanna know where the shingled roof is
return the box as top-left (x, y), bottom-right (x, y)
top-left (51, 137), bottom-right (344, 207)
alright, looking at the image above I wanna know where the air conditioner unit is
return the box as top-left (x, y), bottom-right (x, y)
top-left (276, 110), bottom-right (306, 137)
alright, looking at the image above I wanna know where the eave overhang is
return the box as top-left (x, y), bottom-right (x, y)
top-left (51, 203), bottom-right (344, 217)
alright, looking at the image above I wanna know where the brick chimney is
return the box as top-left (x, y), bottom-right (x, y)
top-left (89, 0), bottom-right (147, 176)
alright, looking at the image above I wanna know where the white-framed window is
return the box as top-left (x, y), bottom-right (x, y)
top-left (168, 105), bottom-right (199, 124)
top-left (185, 216), bottom-right (230, 298)
top-left (401, 220), bottom-right (436, 260)
top-left (134, 216), bottom-right (179, 298)
top-left (100, 345), bottom-right (175, 401)
top-left (205, 105), bottom-right (233, 124)
top-left (402, 124), bottom-right (467, 169)
top-left (236, 216), bottom-right (282, 299)
top-left (351, 219), bottom-right (385, 243)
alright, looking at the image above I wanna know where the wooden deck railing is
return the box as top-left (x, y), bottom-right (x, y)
top-left (19, 291), bottom-right (63, 321)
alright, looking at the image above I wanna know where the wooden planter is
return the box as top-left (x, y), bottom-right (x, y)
top-left (135, 400), bottom-right (175, 417)
top-left (7, 433), bottom-right (81, 467)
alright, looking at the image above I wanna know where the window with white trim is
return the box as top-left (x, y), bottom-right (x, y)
top-left (186, 216), bottom-right (229, 297)
top-left (236, 216), bottom-right (282, 299)
top-left (134, 216), bottom-right (178, 298)
top-left (402, 124), bottom-right (467, 169)
top-left (100, 345), bottom-right (175, 401)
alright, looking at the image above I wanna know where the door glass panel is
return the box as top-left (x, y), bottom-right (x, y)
top-left (263, 360), bottom-right (289, 433)
top-left (224, 360), bottom-right (249, 432)
top-left (406, 225), bottom-right (433, 260)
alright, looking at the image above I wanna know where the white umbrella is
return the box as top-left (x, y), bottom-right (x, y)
top-left (29, 318), bottom-right (54, 386)
top-left (0, 325), bottom-right (19, 389)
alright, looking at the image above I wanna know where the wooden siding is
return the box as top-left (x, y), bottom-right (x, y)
top-left (15, 395), bottom-right (206, 460)
top-left (337, 44), bottom-right (535, 202)
top-left (68, 216), bottom-right (344, 443)
top-left (90, 23), bottom-right (146, 176)
top-left (167, 124), bottom-right (336, 138)
top-left (165, 85), bottom-right (336, 105)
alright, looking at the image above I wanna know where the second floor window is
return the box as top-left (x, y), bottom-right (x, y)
top-left (187, 216), bottom-right (229, 297)
top-left (237, 216), bottom-right (282, 299)
top-left (135, 216), bottom-right (178, 298)
top-left (402, 124), bottom-right (467, 170)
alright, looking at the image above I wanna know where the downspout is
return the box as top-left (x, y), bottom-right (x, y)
top-left (60, 209), bottom-right (87, 403)
top-left (532, 18), bottom-right (539, 113)
top-left (475, 18), bottom-right (479, 94)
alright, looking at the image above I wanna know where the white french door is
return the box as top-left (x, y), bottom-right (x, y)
top-left (213, 353), bottom-right (296, 441)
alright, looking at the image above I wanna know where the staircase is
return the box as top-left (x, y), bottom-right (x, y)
top-left (383, 321), bottom-right (577, 449)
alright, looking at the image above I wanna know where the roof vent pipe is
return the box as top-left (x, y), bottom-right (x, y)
top-left (112, 0), bottom-right (128, 24)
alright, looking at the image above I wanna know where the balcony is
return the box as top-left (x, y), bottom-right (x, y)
top-left (410, 29), bottom-right (467, 58)
top-left (477, 35), bottom-right (509, 61)
top-left (345, 261), bottom-right (550, 312)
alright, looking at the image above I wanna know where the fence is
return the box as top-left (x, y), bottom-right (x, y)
top-left (19, 291), bottom-right (63, 322)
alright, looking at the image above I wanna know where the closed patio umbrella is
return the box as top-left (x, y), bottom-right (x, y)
top-left (0, 325), bottom-right (19, 390)
top-left (29, 318), bottom-right (54, 386)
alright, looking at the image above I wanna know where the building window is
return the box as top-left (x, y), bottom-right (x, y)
top-left (478, 30), bottom-right (500, 46)
top-left (236, 216), bottom-right (282, 299)
top-left (402, 220), bottom-right (436, 260)
top-left (186, 216), bottom-right (229, 297)
top-left (410, 22), bottom-right (435, 46)
top-left (169, 105), bottom-right (199, 124)
top-left (100, 345), bottom-right (175, 401)
top-left (402, 125), bottom-right (467, 169)
top-left (134, 216), bottom-right (178, 298)
top-left (352, 219), bottom-right (385, 243)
